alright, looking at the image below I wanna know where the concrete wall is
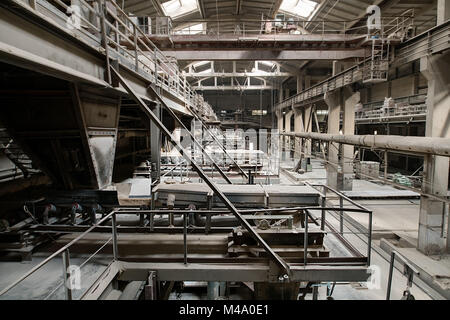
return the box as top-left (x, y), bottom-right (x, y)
top-left (391, 76), bottom-right (415, 98)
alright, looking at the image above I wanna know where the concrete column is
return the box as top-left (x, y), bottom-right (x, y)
top-left (324, 90), bottom-right (341, 190)
top-left (293, 108), bottom-right (304, 158)
top-left (276, 110), bottom-right (283, 131)
top-left (437, 0), bottom-right (450, 25)
top-left (279, 85), bottom-right (284, 103)
top-left (332, 60), bottom-right (342, 76)
top-left (340, 88), bottom-right (360, 190)
top-left (284, 110), bottom-right (293, 160)
top-left (276, 110), bottom-right (284, 160)
top-left (297, 74), bottom-right (304, 94)
top-left (304, 105), bottom-right (313, 160)
top-left (305, 75), bottom-right (311, 88)
top-left (418, 53), bottom-right (450, 254)
top-left (150, 102), bottom-right (161, 182)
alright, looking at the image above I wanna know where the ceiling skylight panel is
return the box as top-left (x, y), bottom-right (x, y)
top-left (280, 0), bottom-right (318, 18)
top-left (162, 0), bottom-right (199, 18)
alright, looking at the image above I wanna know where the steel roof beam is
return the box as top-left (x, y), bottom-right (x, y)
top-left (165, 49), bottom-right (367, 61)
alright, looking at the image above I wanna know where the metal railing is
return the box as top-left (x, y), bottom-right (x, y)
top-left (305, 182), bottom-right (373, 266)
top-left (148, 14), bottom-right (414, 37)
top-left (356, 94), bottom-right (427, 121)
top-left (0, 209), bottom-right (118, 300)
top-left (0, 197), bottom-right (374, 299)
top-left (20, 0), bottom-right (215, 117)
top-left (361, 93), bottom-right (427, 110)
top-left (273, 20), bottom-right (450, 112)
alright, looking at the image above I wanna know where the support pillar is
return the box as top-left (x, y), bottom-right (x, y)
top-left (293, 108), bottom-right (304, 159)
top-left (276, 110), bottom-right (284, 161)
top-left (418, 53), bottom-right (450, 254)
top-left (340, 87), bottom-right (360, 190)
top-left (324, 90), bottom-right (341, 190)
top-left (304, 105), bottom-right (313, 161)
top-left (332, 60), bottom-right (342, 76)
top-left (305, 75), bottom-right (311, 88)
top-left (437, 0), bottom-right (450, 25)
top-left (150, 98), bottom-right (161, 182)
top-left (297, 74), bottom-right (304, 94)
top-left (284, 110), bottom-right (293, 161)
top-left (279, 85), bottom-right (284, 103)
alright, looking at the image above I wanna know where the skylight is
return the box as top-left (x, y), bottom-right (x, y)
top-left (192, 61), bottom-right (210, 69)
top-left (162, 0), bottom-right (199, 19)
top-left (174, 23), bottom-right (205, 35)
top-left (197, 68), bottom-right (212, 74)
top-left (279, 0), bottom-right (318, 18)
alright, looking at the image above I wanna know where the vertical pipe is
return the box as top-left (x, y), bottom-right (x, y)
top-left (112, 213), bottom-right (118, 260)
top-left (386, 251), bottom-right (396, 300)
top-left (62, 249), bottom-right (72, 300)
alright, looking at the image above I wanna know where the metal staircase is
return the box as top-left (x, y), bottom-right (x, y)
top-left (0, 128), bottom-right (40, 180)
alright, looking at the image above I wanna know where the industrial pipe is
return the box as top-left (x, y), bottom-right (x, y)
top-left (282, 132), bottom-right (450, 157)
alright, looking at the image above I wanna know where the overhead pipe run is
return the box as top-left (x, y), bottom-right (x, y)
top-left (282, 132), bottom-right (450, 157)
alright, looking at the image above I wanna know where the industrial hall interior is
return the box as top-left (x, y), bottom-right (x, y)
top-left (0, 0), bottom-right (448, 302)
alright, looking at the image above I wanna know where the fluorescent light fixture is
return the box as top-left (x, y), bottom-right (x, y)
top-left (162, 0), bottom-right (199, 18)
top-left (280, 0), bottom-right (318, 18)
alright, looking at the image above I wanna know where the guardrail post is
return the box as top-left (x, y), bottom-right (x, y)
top-left (154, 49), bottom-right (158, 84)
top-left (321, 196), bottom-right (326, 231)
top-left (386, 250), bottom-right (395, 300)
top-left (367, 211), bottom-right (372, 266)
top-left (303, 210), bottom-right (308, 266)
top-left (206, 191), bottom-right (212, 234)
top-left (339, 195), bottom-right (344, 235)
top-left (112, 212), bottom-right (118, 260)
top-left (62, 249), bottom-right (72, 300)
top-left (133, 25), bottom-right (138, 72)
top-left (183, 212), bottom-right (188, 265)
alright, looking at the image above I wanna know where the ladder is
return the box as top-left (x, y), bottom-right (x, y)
top-left (363, 38), bottom-right (389, 83)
